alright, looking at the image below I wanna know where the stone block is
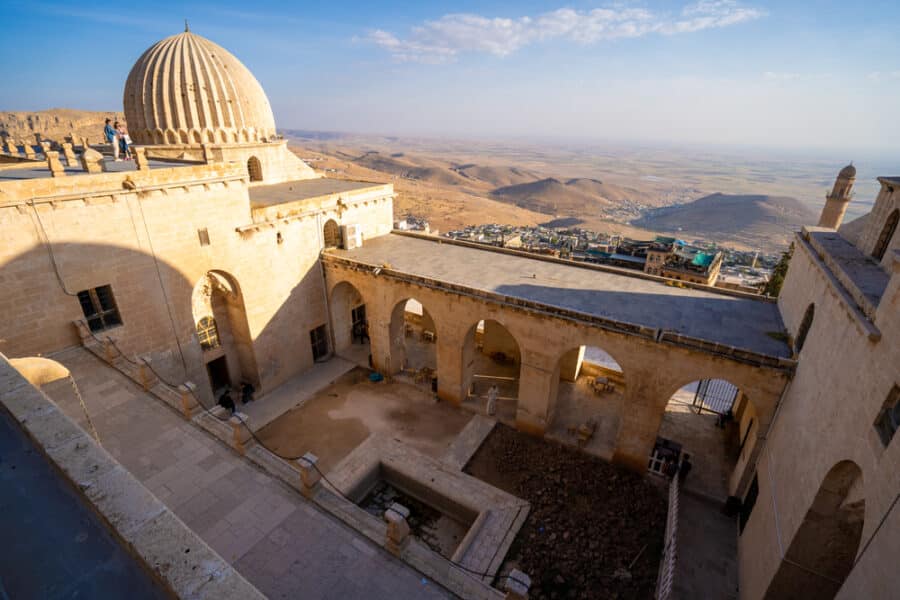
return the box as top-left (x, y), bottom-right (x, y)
top-left (229, 412), bottom-right (252, 454)
top-left (23, 144), bottom-right (35, 159)
top-left (504, 569), bottom-right (531, 600)
top-left (384, 502), bottom-right (410, 555)
top-left (297, 451), bottom-right (321, 498)
top-left (46, 150), bottom-right (66, 177)
top-left (134, 146), bottom-right (150, 170)
top-left (61, 142), bottom-right (77, 165)
top-left (83, 465), bottom-right (167, 537)
top-left (80, 147), bottom-right (105, 173)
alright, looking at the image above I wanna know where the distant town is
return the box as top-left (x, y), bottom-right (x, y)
top-left (395, 215), bottom-right (780, 294)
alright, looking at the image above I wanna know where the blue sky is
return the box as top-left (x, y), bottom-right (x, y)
top-left (1, 1), bottom-right (898, 153)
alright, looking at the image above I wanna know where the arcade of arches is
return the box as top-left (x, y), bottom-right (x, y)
top-left (322, 263), bottom-right (791, 500)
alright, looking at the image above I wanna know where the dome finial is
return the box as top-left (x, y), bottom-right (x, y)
top-left (185, 19), bottom-right (190, 32)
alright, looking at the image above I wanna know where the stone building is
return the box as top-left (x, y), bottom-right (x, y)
top-left (0, 27), bottom-right (897, 600)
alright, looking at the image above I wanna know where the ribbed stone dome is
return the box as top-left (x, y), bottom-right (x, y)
top-left (123, 29), bottom-right (277, 146)
top-left (838, 164), bottom-right (856, 179)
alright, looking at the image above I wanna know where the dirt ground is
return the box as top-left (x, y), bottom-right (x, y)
top-left (256, 368), bottom-right (472, 472)
top-left (465, 425), bottom-right (667, 600)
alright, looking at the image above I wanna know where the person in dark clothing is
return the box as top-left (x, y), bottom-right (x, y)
top-left (678, 455), bottom-right (693, 483)
top-left (241, 382), bottom-right (255, 404)
top-left (664, 457), bottom-right (679, 479)
top-left (218, 390), bottom-right (235, 414)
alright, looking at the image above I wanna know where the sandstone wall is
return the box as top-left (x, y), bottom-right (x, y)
top-left (741, 236), bottom-right (899, 600)
top-left (0, 164), bottom-right (394, 405)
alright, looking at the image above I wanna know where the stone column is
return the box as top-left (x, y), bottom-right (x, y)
top-left (558, 346), bottom-right (584, 382)
top-left (81, 147), bottom-right (105, 173)
top-left (4, 139), bottom-right (17, 155)
top-left (611, 367), bottom-right (672, 472)
top-left (134, 147), bottom-right (150, 170)
top-left (23, 144), bottom-right (36, 159)
top-left (297, 452), bottom-right (322, 498)
top-left (384, 503), bottom-right (410, 556)
top-left (367, 301), bottom-right (394, 375)
top-left (504, 570), bottom-right (531, 600)
top-left (81, 136), bottom-right (90, 150)
top-left (436, 331), bottom-right (465, 404)
top-left (229, 412), bottom-right (252, 455)
top-left (40, 141), bottom-right (53, 155)
top-left (46, 151), bottom-right (66, 177)
top-left (514, 360), bottom-right (559, 436)
top-left (61, 142), bottom-right (77, 166)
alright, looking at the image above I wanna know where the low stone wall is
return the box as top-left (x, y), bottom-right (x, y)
top-left (0, 353), bottom-right (265, 600)
top-left (72, 332), bottom-right (511, 600)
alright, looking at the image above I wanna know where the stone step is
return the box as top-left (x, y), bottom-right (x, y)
top-left (443, 414), bottom-right (497, 470)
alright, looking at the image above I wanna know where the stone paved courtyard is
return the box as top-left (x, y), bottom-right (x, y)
top-left (43, 347), bottom-right (453, 600)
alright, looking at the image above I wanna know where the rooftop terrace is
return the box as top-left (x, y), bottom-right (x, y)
top-left (328, 233), bottom-right (792, 358)
top-left (249, 178), bottom-right (387, 208)
top-left (0, 156), bottom-right (191, 181)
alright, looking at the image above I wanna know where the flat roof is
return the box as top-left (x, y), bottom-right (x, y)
top-left (249, 178), bottom-right (385, 208)
top-left (0, 157), bottom-right (190, 181)
top-left (328, 234), bottom-right (791, 358)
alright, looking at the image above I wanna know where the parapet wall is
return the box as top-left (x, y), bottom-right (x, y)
top-left (0, 353), bottom-right (265, 600)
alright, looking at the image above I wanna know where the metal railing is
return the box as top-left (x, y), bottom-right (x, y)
top-left (655, 475), bottom-right (680, 600)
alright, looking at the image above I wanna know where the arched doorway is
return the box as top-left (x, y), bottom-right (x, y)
top-left (247, 156), bottom-right (262, 182)
top-left (323, 219), bottom-right (341, 248)
top-left (461, 319), bottom-right (521, 422)
top-left (654, 378), bottom-right (746, 500)
top-left (546, 345), bottom-right (625, 459)
top-left (329, 281), bottom-right (368, 365)
top-left (191, 271), bottom-right (259, 400)
top-left (387, 298), bottom-right (437, 385)
top-left (766, 461), bottom-right (865, 599)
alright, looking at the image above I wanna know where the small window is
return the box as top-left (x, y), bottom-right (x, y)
top-left (795, 304), bottom-right (815, 353)
top-left (77, 285), bottom-right (122, 332)
top-left (197, 316), bottom-right (220, 350)
top-left (874, 385), bottom-right (900, 448)
top-left (310, 324), bottom-right (329, 361)
top-left (872, 209), bottom-right (898, 261)
top-left (739, 474), bottom-right (759, 534)
top-left (198, 228), bottom-right (210, 246)
top-left (323, 219), bottom-right (341, 248)
top-left (247, 156), bottom-right (262, 182)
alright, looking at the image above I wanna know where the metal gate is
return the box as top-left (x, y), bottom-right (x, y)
top-left (692, 379), bottom-right (738, 415)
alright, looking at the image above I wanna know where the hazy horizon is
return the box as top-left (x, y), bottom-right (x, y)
top-left (2, 1), bottom-right (899, 154)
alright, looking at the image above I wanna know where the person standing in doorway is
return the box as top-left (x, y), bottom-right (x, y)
top-left (486, 384), bottom-right (499, 416)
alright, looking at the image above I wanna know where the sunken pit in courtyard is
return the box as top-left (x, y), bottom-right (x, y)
top-left (465, 424), bottom-right (667, 600)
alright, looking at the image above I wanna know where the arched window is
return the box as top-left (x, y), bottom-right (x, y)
top-left (197, 316), bottom-right (220, 350)
top-left (247, 156), bottom-right (263, 182)
top-left (323, 219), bottom-right (341, 248)
top-left (795, 303), bottom-right (814, 353)
top-left (872, 209), bottom-right (898, 261)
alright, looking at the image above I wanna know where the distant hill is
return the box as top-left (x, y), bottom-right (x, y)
top-left (632, 193), bottom-right (817, 249)
top-left (490, 177), bottom-right (648, 216)
top-left (352, 151), bottom-right (472, 186)
top-left (451, 164), bottom-right (541, 187)
top-left (0, 108), bottom-right (123, 143)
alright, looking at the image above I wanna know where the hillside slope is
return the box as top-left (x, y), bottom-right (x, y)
top-left (0, 108), bottom-right (124, 142)
top-left (632, 193), bottom-right (816, 248)
top-left (490, 177), bottom-right (651, 217)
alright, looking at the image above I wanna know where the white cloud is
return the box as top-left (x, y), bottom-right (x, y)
top-left (867, 70), bottom-right (900, 82)
top-left (763, 71), bottom-right (801, 81)
top-left (366, 1), bottom-right (766, 63)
